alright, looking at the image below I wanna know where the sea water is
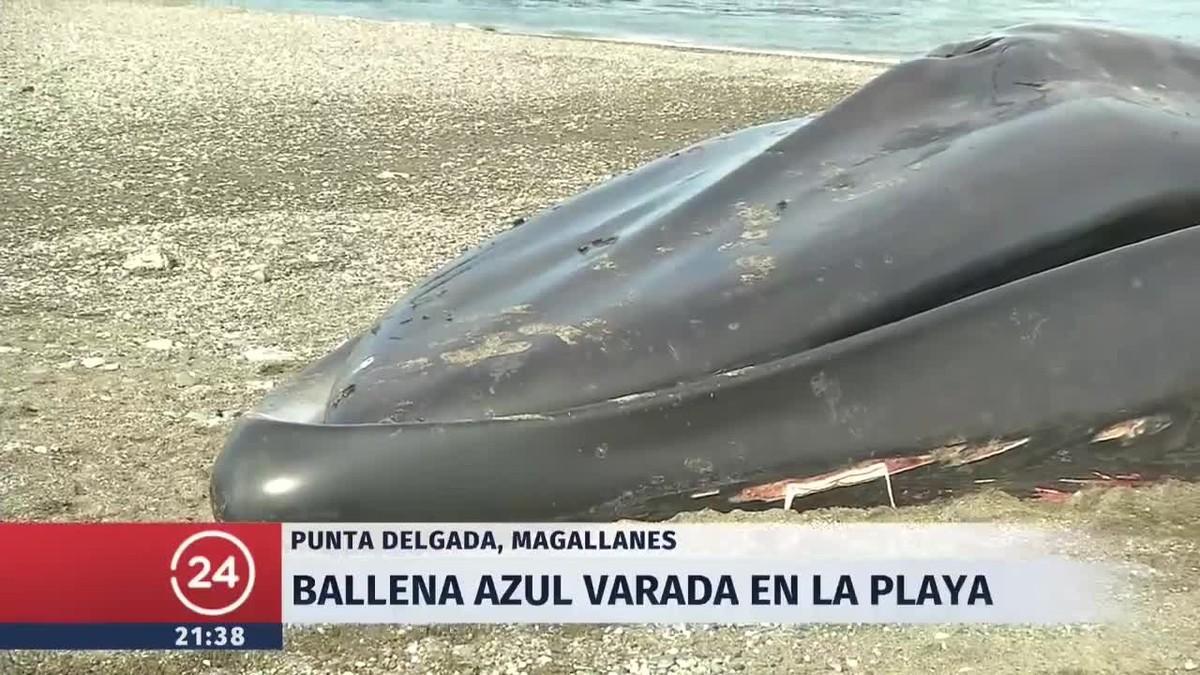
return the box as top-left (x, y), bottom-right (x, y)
top-left (207, 0), bottom-right (1200, 59)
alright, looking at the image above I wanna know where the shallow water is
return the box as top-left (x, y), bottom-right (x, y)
top-left (207, 0), bottom-right (1200, 58)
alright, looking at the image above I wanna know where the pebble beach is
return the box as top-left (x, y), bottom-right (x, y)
top-left (4, 1), bottom-right (1200, 672)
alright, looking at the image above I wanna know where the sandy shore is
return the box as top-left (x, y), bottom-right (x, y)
top-left (3, 1), bottom-right (1200, 673)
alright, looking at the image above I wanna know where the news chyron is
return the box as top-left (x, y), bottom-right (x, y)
top-left (0, 523), bottom-right (1117, 649)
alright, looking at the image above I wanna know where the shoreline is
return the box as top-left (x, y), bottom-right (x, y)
top-left (202, 1), bottom-right (905, 65)
top-left (457, 22), bottom-right (906, 66)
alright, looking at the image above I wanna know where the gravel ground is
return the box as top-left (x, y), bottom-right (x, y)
top-left (2, 1), bottom-right (1200, 673)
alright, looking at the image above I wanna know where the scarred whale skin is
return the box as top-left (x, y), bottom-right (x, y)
top-left (212, 23), bottom-right (1200, 522)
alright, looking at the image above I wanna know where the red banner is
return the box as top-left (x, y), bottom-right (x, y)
top-left (0, 523), bottom-right (282, 625)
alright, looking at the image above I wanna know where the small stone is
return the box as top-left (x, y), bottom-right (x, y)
top-left (243, 347), bottom-right (298, 373)
top-left (174, 372), bottom-right (199, 387)
top-left (845, 658), bottom-right (859, 669)
top-left (248, 264), bottom-right (270, 283)
top-left (99, 363), bottom-right (120, 371)
top-left (0, 346), bottom-right (21, 354)
top-left (143, 338), bottom-right (174, 351)
top-left (81, 357), bottom-right (106, 369)
top-left (122, 245), bottom-right (175, 273)
top-left (33, 445), bottom-right (49, 454)
top-left (1185, 660), bottom-right (1197, 671)
top-left (376, 171), bottom-right (397, 179)
top-left (186, 384), bottom-right (214, 397)
top-left (934, 632), bottom-right (950, 640)
top-left (245, 379), bottom-right (275, 391)
top-left (242, 346), bottom-right (298, 364)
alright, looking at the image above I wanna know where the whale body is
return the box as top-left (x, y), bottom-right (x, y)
top-left (212, 24), bottom-right (1200, 522)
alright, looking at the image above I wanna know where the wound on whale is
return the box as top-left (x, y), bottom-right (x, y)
top-left (213, 23), bottom-right (1200, 523)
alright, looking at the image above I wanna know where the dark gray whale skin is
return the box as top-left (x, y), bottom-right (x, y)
top-left (212, 23), bottom-right (1200, 522)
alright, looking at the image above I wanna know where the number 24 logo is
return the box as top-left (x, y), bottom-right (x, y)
top-left (186, 555), bottom-right (241, 589)
top-left (169, 531), bottom-right (258, 617)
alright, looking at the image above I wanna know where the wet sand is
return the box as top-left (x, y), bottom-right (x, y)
top-left (2, 1), bottom-right (1200, 673)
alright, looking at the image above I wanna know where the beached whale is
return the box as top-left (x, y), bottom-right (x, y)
top-left (212, 23), bottom-right (1200, 522)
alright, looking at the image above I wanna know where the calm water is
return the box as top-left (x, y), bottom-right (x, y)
top-left (211, 0), bottom-right (1200, 58)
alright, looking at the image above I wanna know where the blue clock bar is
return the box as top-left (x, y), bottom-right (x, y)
top-left (0, 624), bottom-right (284, 650)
